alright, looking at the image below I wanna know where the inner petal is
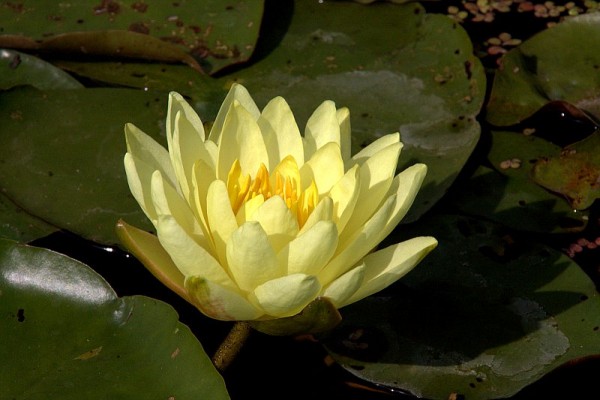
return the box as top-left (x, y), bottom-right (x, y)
top-left (225, 157), bottom-right (319, 229)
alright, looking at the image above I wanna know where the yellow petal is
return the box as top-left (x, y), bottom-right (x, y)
top-left (299, 142), bottom-right (344, 195)
top-left (318, 194), bottom-right (396, 286)
top-left (167, 92), bottom-right (205, 142)
top-left (169, 110), bottom-right (213, 203)
top-left (185, 276), bottom-right (263, 321)
top-left (279, 220), bottom-right (338, 276)
top-left (322, 263), bottom-right (365, 307)
top-left (258, 96), bottom-right (304, 170)
top-left (340, 236), bottom-right (437, 307)
top-left (217, 101), bottom-right (269, 181)
top-left (209, 83), bottom-right (260, 144)
top-left (299, 196), bottom-right (334, 235)
top-left (206, 180), bottom-right (238, 266)
top-left (328, 164), bottom-right (360, 235)
top-left (116, 219), bottom-right (188, 303)
top-left (320, 163), bottom-right (428, 286)
top-left (191, 159), bottom-right (216, 239)
top-left (303, 100), bottom-right (340, 159)
top-left (235, 194), bottom-right (265, 225)
top-left (349, 132), bottom-right (400, 168)
top-left (251, 273), bottom-right (321, 318)
top-left (156, 214), bottom-right (236, 291)
top-left (150, 170), bottom-right (205, 239)
top-left (226, 221), bottom-right (284, 292)
top-left (124, 123), bottom-right (177, 188)
top-left (341, 141), bottom-right (401, 240)
top-left (384, 163), bottom-right (428, 233)
top-left (124, 153), bottom-right (158, 223)
top-left (248, 196), bottom-right (299, 253)
top-left (336, 107), bottom-right (352, 163)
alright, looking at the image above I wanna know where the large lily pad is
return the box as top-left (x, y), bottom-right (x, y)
top-left (324, 214), bottom-right (600, 399)
top-left (220, 1), bottom-right (484, 222)
top-left (0, 0), bottom-right (264, 74)
top-left (0, 238), bottom-right (229, 399)
top-left (487, 13), bottom-right (600, 126)
top-left (0, 87), bottom-right (174, 244)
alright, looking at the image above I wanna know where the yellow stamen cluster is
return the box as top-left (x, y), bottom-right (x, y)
top-left (226, 159), bottom-right (318, 227)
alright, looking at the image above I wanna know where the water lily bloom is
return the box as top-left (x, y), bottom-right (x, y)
top-left (120, 84), bottom-right (437, 323)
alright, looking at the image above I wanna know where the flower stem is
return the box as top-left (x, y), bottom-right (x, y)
top-left (212, 321), bottom-right (252, 372)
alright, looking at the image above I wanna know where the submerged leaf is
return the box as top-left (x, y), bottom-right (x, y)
top-left (487, 13), bottom-right (600, 126)
top-left (532, 132), bottom-right (600, 209)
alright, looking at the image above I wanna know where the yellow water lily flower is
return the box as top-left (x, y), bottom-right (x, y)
top-left (119, 84), bottom-right (436, 322)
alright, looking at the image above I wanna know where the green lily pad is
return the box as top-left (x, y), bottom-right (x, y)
top-left (0, 191), bottom-right (58, 242)
top-left (0, 238), bottom-right (229, 399)
top-left (0, 48), bottom-right (83, 90)
top-left (532, 132), bottom-right (600, 209)
top-left (0, 0), bottom-right (264, 74)
top-left (0, 87), bottom-right (174, 245)
top-left (449, 166), bottom-right (588, 233)
top-left (324, 214), bottom-right (600, 399)
top-left (223, 1), bottom-right (485, 222)
top-left (487, 13), bottom-right (600, 126)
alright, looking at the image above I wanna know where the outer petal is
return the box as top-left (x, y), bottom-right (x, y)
top-left (217, 101), bottom-right (269, 180)
top-left (341, 141), bottom-right (401, 240)
top-left (191, 158), bottom-right (216, 239)
top-left (226, 221), bottom-right (284, 292)
top-left (124, 123), bottom-right (177, 188)
top-left (320, 163), bottom-right (427, 285)
top-left (382, 163), bottom-right (428, 236)
top-left (156, 214), bottom-right (236, 291)
top-left (278, 220), bottom-right (338, 276)
top-left (169, 110), bottom-right (213, 203)
top-left (206, 180), bottom-right (238, 266)
top-left (124, 153), bottom-right (158, 223)
top-left (185, 276), bottom-right (263, 321)
top-left (340, 236), bottom-right (438, 307)
top-left (299, 142), bottom-right (345, 195)
top-left (167, 92), bottom-right (205, 142)
top-left (151, 170), bottom-right (206, 240)
top-left (336, 107), bottom-right (352, 163)
top-left (321, 262), bottom-right (365, 307)
top-left (251, 273), bottom-right (321, 318)
top-left (209, 83), bottom-right (260, 144)
top-left (303, 100), bottom-right (340, 159)
top-left (349, 132), bottom-right (400, 168)
top-left (328, 164), bottom-right (360, 235)
top-left (258, 96), bottom-right (304, 170)
top-left (318, 194), bottom-right (395, 286)
top-left (116, 219), bottom-right (188, 303)
top-left (249, 196), bottom-right (299, 253)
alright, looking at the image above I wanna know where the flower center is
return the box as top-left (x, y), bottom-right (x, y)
top-left (226, 159), bottom-right (318, 227)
